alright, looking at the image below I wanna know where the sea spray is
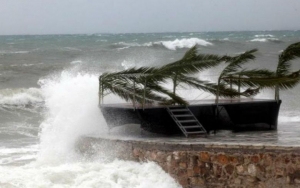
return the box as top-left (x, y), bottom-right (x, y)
top-left (0, 160), bottom-right (181, 188)
top-left (37, 71), bottom-right (107, 164)
top-left (30, 70), bottom-right (182, 187)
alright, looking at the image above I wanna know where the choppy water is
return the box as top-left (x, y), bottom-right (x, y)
top-left (0, 31), bottom-right (300, 187)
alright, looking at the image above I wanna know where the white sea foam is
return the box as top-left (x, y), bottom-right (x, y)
top-left (116, 38), bottom-right (212, 50)
top-left (0, 88), bottom-right (44, 106)
top-left (37, 72), bottom-right (108, 164)
top-left (0, 160), bottom-right (181, 188)
top-left (254, 34), bottom-right (274, 38)
top-left (70, 60), bottom-right (83, 64)
top-left (158, 38), bottom-right (213, 50)
top-left (121, 60), bottom-right (136, 69)
top-left (250, 38), bottom-right (280, 42)
top-left (23, 71), bottom-right (182, 187)
top-left (0, 50), bottom-right (30, 55)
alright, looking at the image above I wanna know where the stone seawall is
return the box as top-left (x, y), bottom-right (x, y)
top-left (78, 137), bottom-right (300, 188)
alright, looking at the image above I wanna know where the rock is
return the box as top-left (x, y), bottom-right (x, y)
top-left (251, 156), bottom-right (260, 164)
top-left (234, 178), bottom-right (242, 185)
top-left (246, 176), bottom-right (257, 183)
top-left (217, 154), bottom-right (229, 165)
top-left (225, 164), bottom-right (235, 176)
top-left (248, 164), bottom-right (257, 177)
top-left (295, 178), bottom-right (300, 184)
top-left (200, 152), bottom-right (210, 162)
top-left (236, 165), bottom-right (244, 174)
top-left (179, 162), bottom-right (187, 169)
top-left (189, 177), bottom-right (205, 186)
top-left (150, 151), bottom-right (157, 160)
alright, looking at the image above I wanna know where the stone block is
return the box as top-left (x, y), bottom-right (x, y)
top-left (179, 162), bottom-right (187, 169)
top-left (217, 154), bottom-right (229, 165)
top-left (236, 165), bottom-right (245, 174)
top-left (248, 164), bottom-right (257, 177)
top-left (150, 151), bottom-right (157, 161)
top-left (251, 155), bottom-right (260, 164)
top-left (225, 164), bottom-right (235, 176)
top-left (275, 167), bottom-right (285, 178)
top-left (189, 177), bottom-right (205, 186)
top-left (228, 156), bottom-right (239, 164)
top-left (295, 178), bottom-right (300, 184)
top-left (189, 155), bottom-right (198, 167)
top-left (187, 168), bottom-right (195, 177)
top-left (199, 152), bottom-right (210, 162)
top-left (234, 178), bottom-right (242, 185)
top-left (213, 164), bottom-right (223, 178)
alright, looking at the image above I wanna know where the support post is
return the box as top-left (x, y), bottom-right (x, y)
top-left (99, 76), bottom-right (102, 106)
top-left (133, 79), bottom-right (136, 110)
top-left (142, 79), bottom-right (147, 110)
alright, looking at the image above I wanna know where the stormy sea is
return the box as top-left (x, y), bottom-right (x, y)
top-left (1, 31), bottom-right (300, 187)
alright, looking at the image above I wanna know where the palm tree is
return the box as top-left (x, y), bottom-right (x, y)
top-left (215, 49), bottom-right (260, 104)
top-left (99, 46), bottom-right (240, 106)
top-left (275, 42), bottom-right (300, 101)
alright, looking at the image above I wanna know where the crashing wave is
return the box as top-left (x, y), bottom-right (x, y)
top-left (250, 38), bottom-right (281, 42)
top-left (0, 88), bottom-right (44, 106)
top-left (154, 38), bottom-right (213, 50)
top-left (115, 38), bottom-right (212, 50)
top-left (254, 34), bottom-right (274, 38)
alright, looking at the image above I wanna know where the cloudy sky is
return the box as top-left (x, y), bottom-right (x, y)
top-left (0, 0), bottom-right (299, 35)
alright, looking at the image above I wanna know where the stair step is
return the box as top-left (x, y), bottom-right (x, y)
top-left (170, 109), bottom-right (189, 112)
top-left (177, 120), bottom-right (197, 123)
top-left (167, 107), bottom-right (207, 137)
top-left (186, 131), bottom-right (206, 134)
top-left (173, 114), bottom-right (193, 117)
top-left (182, 125), bottom-right (201, 128)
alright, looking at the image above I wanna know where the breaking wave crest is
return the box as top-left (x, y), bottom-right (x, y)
top-left (0, 160), bottom-right (181, 188)
top-left (0, 88), bottom-right (44, 106)
top-left (250, 38), bottom-right (281, 43)
top-left (115, 38), bottom-right (212, 50)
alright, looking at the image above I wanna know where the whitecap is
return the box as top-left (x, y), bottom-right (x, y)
top-left (158, 38), bottom-right (213, 50)
top-left (0, 88), bottom-right (44, 106)
top-left (70, 60), bottom-right (83, 65)
top-left (254, 34), bottom-right (274, 38)
top-left (249, 38), bottom-right (280, 42)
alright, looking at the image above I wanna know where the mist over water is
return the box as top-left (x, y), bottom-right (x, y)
top-left (1, 31), bottom-right (300, 187)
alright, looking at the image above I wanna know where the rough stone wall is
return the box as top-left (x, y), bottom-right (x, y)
top-left (78, 137), bottom-right (300, 188)
top-left (132, 147), bottom-right (300, 188)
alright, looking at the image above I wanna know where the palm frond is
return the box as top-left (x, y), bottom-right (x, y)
top-left (221, 49), bottom-right (258, 76)
top-left (159, 46), bottom-right (223, 75)
top-left (177, 76), bottom-right (241, 98)
top-left (223, 70), bottom-right (300, 90)
top-left (277, 42), bottom-right (300, 75)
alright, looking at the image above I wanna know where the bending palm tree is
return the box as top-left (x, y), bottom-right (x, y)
top-left (215, 49), bottom-right (258, 104)
top-left (100, 46), bottom-right (239, 106)
top-left (275, 42), bottom-right (300, 101)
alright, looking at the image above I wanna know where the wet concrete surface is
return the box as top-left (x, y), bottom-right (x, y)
top-left (89, 121), bottom-right (300, 147)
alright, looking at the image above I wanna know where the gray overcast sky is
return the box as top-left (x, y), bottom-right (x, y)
top-left (0, 0), bottom-right (299, 35)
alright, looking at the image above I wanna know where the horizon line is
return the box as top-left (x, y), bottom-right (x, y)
top-left (0, 29), bottom-right (299, 37)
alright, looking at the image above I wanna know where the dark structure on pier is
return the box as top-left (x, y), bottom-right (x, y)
top-left (100, 99), bottom-right (281, 135)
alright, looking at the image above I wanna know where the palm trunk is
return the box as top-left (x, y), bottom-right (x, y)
top-left (238, 75), bottom-right (241, 99)
top-left (173, 74), bottom-right (177, 95)
top-left (215, 77), bottom-right (221, 104)
top-left (99, 76), bottom-right (102, 105)
top-left (133, 80), bottom-right (136, 109)
top-left (275, 85), bottom-right (279, 102)
top-left (142, 79), bottom-right (147, 110)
